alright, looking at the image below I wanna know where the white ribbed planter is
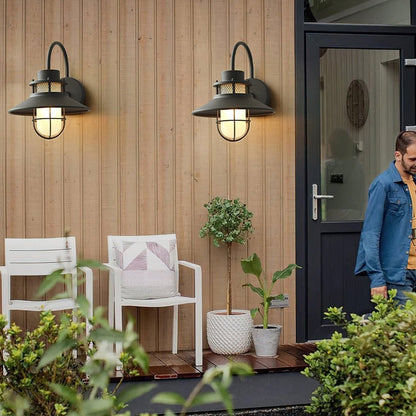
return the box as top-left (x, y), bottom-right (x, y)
top-left (206, 310), bottom-right (252, 355)
top-left (252, 324), bottom-right (282, 357)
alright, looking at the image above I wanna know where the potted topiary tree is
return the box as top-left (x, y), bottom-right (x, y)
top-left (241, 253), bottom-right (299, 356)
top-left (200, 197), bottom-right (254, 354)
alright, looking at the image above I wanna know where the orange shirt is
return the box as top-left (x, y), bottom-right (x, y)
top-left (403, 177), bottom-right (416, 269)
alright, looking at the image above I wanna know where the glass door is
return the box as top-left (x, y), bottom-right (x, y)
top-left (305, 32), bottom-right (415, 340)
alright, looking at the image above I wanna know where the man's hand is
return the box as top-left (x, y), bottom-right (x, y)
top-left (371, 285), bottom-right (387, 298)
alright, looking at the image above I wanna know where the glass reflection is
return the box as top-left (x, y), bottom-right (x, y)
top-left (305, 0), bottom-right (410, 25)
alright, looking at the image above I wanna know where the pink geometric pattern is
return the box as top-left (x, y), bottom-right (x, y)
top-left (125, 249), bottom-right (147, 271)
top-left (145, 241), bottom-right (170, 269)
top-left (114, 239), bottom-right (176, 271)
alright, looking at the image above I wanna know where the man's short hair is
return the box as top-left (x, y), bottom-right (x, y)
top-left (396, 130), bottom-right (416, 154)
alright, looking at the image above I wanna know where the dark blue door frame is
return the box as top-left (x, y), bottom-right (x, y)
top-left (295, 0), bottom-right (416, 341)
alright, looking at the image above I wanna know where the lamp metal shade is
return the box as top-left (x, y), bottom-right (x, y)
top-left (192, 70), bottom-right (274, 118)
top-left (9, 92), bottom-right (89, 115)
top-left (192, 92), bottom-right (274, 117)
top-left (8, 69), bottom-right (90, 116)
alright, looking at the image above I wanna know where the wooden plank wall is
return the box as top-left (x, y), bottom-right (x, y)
top-left (0, 0), bottom-right (296, 351)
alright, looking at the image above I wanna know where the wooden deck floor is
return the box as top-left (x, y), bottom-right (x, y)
top-left (110, 343), bottom-right (319, 414)
top-left (113, 343), bottom-right (316, 381)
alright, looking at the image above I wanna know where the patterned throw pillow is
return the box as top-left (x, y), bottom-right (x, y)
top-left (114, 239), bottom-right (177, 299)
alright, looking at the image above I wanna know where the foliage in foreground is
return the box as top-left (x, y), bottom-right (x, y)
top-left (0, 260), bottom-right (253, 415)
top-left (303, 291), bottom-right (416, 415)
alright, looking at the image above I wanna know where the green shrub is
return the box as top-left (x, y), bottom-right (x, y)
top-left (303, 291), bottom-right (416, 415)
top-left (0, 312), bottom-right (88, 415)
top-left (0, 259), bottom-right (253, 415)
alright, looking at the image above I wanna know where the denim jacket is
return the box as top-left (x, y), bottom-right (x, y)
top-left (355, 161), bottom-right (414, 288)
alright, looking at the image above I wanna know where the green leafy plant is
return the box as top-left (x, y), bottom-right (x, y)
top-left (0, 311), bottom-right (88, 415)
top-left (0, 303), bottom-right (151, 415)
top-left (241, 253), bottom-right (299, 328)
top-left (200, 197), bottom-right (254, 315)
top-left (0, 258), bottom-right (253, 415)
top-left (303, 291), bottom-right (416, 415)
top-left (153, 361), bottom-right (253, 416)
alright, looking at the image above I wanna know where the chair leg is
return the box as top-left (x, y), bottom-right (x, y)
top-left (108, 273), bottom-right (115, 328)
top-left (172, 305), bottom-right (178, 355)
top-left (115, 303), bottom-right (123, 358)
top-left (1, 274), bottom-right (10, 330)
top-left (195, 301), bottom-right (203, 367)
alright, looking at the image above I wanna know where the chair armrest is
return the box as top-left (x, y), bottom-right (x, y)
top-left (178, 260), bottom-right (199, 270)
top-left (103, 262), bottom-right (122, 273)
top-left (178, 260), bottom-right (202, 301)
top-left (78, 266), bottom-right (93, 277)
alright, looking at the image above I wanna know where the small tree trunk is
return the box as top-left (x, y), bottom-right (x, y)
top-left (226, 242), bottom-right (232, 315)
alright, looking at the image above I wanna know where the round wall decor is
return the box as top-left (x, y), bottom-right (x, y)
top-left (346, 79), bottom-right (369, 128)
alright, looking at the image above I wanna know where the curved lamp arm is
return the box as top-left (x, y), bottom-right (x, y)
top-left (47, 41), bottom-right (70, 78)
top-left (231, 41), bottom-right (254, 78)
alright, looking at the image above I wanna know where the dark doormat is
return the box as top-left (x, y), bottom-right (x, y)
top-left (187, 405), bottom-right (307, 415)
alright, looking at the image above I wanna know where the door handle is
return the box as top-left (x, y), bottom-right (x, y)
top-left (312, 184), bottom-right (334, 220)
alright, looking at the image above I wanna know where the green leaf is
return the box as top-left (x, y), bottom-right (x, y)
top-left (211, 381), bottom-right (233, 415)
top-left (115, 383), bottom-right (155, 406)
top-left (229, 362), bottom-right (253, 376)
top-left (190, 391), bottom-right (222, 406)
top-left (270, 294), bottom-right (284, 301)
top-left (76, 294), bottom-right (90, 317)
top-left (152, 392), bottom-right (186, 405)
top-left (48, 382), bottom-right (78, 405)
top-left (249, 307), bottom-right (260, 319)
top-left (243, 282), bottom-right (264, 298)
top-left (36, 269), bottom-right (65, 297)
top-left (37, 338), bottom-right (77, 369)
top-left (88, 371), bottom-right (110, 390)
top-left (77, 259), bottom-right (106, 269)
top-left (79, 398), bottom-right (114, 415)
top-left (241, 253), bottom-right (262, 278)
top-left (90, 326), bottom-right (124, 343)
top-left (272, 263), bottom-right (300, 283)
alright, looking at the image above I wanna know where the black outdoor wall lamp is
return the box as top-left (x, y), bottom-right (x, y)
top-left (9, 41), bottom-right (90, 140)
top-left (192, 41), bottom-right (274, 142)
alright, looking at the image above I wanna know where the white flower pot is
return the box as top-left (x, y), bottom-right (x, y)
top-left (251, 324), bottom-right (282, 357)
top-left (206, 310), bottom-right (253, 355)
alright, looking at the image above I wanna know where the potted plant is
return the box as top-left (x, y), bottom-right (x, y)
top-left (241, 253), bottom-right (299, 356)
top-left (200, 197), bottom-right (254, 354)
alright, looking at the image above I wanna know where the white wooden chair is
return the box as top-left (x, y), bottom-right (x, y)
top-left (106, 234), bottom-right (202, 367)
top-left (0, 237), bottom-right (93, 335)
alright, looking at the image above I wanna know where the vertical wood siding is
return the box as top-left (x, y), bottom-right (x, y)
top-left (0, 0), bottom-right (296, 350)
